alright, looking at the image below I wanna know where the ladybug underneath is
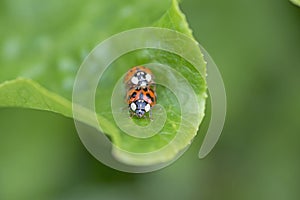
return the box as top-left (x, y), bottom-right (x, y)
top-left (124, 66), bottom-right (155, 89)
top-left (126, 87), bottom-right (156, 118)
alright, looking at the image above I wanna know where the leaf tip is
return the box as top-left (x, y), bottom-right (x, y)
top-left (290, 0), bottom-right (300, 7)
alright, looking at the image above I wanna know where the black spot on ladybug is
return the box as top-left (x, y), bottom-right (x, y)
top-left (131, 92), bottom-right (137, 98)
top-left (146, 93), bottom-right (154, 102)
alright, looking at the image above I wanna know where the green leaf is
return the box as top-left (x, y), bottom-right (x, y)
top-left (0, 0), bottom-right (206, 166)
top-left (290, 0), bottom-right (300, 6)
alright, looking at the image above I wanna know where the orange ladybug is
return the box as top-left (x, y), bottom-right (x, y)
top-left (126, 87), bottom-right (156, 118)
top-left (124, 66), bottom-right (155, 89)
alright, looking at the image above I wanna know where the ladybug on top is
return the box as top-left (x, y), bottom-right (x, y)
top-left (124, 66), bottom-right (157, 118)
top-left (124, 66), bottom-right (155, 90)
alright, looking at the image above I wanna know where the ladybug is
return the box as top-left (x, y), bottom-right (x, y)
top-left (126, 87), bottom-right (156, 118)
top-left (124, 66), bottom-right (155, 89)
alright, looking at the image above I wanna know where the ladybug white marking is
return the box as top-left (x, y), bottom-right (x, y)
top-left (130, 102), bottom-right (137, 111)
top-left (145, 74), bottom-right (152, 82)
top-left (145, 103), bottom-right (151, 112)
top-left (140, 81), bottom-right (147, 87)
top-left (131, 76), bottom-right (139, 85)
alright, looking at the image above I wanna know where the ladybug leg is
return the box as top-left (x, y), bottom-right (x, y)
top-left (149, 109), bottom-right (153, 121)
top-left (150, 82), bottom-right (156, 91)
top-left (129, 110), bottom-right (134, 118)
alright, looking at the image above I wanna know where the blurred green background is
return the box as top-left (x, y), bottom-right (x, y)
top-left (1, 0), bottom-right (300, 199)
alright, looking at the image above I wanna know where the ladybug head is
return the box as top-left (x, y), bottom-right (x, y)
top-left (130, 100), bottom-right (151, 118)
top-left (136, 109), bottom-right (145, 118)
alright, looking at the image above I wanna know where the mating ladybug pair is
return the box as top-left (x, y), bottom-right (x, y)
top-left (124, 66), bottom-right (157, 118)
